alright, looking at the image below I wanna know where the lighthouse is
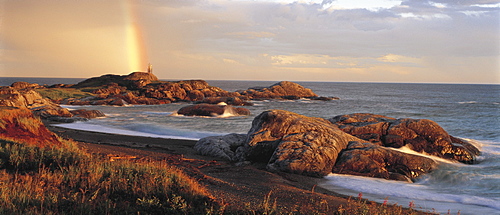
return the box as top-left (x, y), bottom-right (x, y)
top-left (147, 63), bottom-right (153, 74)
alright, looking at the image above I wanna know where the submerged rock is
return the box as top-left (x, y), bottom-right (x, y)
top-left (333, 141), bottom-right (438, 182)
top-left (329, 113), bottom-right (480, 163)
top-left (177, 104), bottom-right (250, 117)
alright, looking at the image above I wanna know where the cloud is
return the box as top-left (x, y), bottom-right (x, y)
top-left (1, 0), bottom-right (498, 83)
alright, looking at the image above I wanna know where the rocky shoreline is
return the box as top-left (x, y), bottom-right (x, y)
top-left (0, 72), bottom-right (481, 182)
top-left (1, 72), bottom-right (336, 120)
top-left (195, 110), bottom-right (480, 182)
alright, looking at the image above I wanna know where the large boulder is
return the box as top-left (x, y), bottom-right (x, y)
top-left (329, 113), bottom-right (480, 163)
top-left (333, 141), bottom-right (438, 182)
top-left (194, 133), bottom-right (247, 161)
top-left (239, 81), bottom-right (318, 100)
top-left (177, 104), bottom-right (250, 117)
top-left (194, 110), bottom-right (481, 181)
top-left (239, 110), bottom-right (362, 177)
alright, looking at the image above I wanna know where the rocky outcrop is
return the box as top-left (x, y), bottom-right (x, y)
top-left (123, 71), bottom-right (158, 82)
top-left (195, 110), bottom-right (481, 181)
top-left (72, 72), bottom-right (158, 89)
top-left (11, 81), bottom-right (42, 89)
top-left (0, 86), bottom-right (72, 118)
top-left (239, 110), bottom-right (362, 177)
top-left (31, 72), bottom-right (333, 106)
top-left (329, 113), bottom-right (480, 163)
top-left (0, 107), bottom-right (63, 147)
top-left (239, 81), bottom-right (318, 100)
top-left (91, 83), bottom-right (127, 95)
top-left (333, 141), bottom-right (438, 182)
top-left (0, 86), bottom-right (104, 121)
top-left (176, 104), bottom-right (250, 117)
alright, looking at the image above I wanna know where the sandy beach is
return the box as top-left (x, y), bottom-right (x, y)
top-left (47, 124), bottom-right (351, 213)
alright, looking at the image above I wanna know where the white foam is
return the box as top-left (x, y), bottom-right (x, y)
top-left (458, 101), bottom-right (477, 104)
top-left (389, 146), bottom-right (458, 164)
top-left (320, 174), bottom-right (500, 214)
top-left (140, 111), bottom-right (174, 116)
top-left (169, 108), bottom-right (245, 118)
top-left (53, 122), bottom-right (201, 140)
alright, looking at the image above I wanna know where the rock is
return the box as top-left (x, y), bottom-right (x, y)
top-left (70, 109), bottom-right (105, 118)
top-left (91, 83), bottom-right (126, 95)
top-left (329, 113), bottom-right (480, 163)
top-left (308, 96), bottom-right (340, 101)
top-left (11, 82), bottom-right (42, 89)
top-left (197, 97), bottom-right (253, 106)
top-left (47, 116), bottom-right (88, 123)
top-left (240, 110), bottom-right (362, 177)
top-left (109, 98), bottom-right (129, 106)
top-left (0, 107), bottom-right (64, 147)
top-left (0, 86), bottom-right (105, 121)
top-left (123, 72), bottom-right (159, 82)
top-left (177, 80), bottom-right (210, 90)
top-left (72, 72), bottom-right (158, 90)
top-left (194, 133), bottom-right (247, 161)
top-left (0, 87), bottom-right (47, 108)
top-left (176, 104), bottom-right (250, 117)
top-left (32, 105), bottom-right (73, 118)
top-left (0, 86), bottom-right (73, 119)
top-left (333, 141), bottom-right (438, 182)
top-left (239, 81), bottom-right (318, 100)
top-left (187, 90), bottom-right (205, 101)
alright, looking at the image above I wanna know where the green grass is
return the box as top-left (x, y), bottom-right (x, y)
top-left (35, 88), bottom-right (95, 101)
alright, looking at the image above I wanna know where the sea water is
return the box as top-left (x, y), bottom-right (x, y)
top-left (2, 78), bottom-right (499, 214)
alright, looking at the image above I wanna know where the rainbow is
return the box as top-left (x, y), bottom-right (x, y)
top-left (125, 0), bottom-right (148, 72)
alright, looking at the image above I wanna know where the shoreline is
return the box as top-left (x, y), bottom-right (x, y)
top-left (46, 123), bottom-right (359, 213)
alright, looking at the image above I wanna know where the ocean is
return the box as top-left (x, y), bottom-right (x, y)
top-left (2, 77), bottom-right (499, 214)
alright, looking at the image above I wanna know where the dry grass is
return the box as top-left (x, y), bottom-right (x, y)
top-left (35, 88), bottom-right (94, 101)
top-left (0, 131), bottom-right (434, 215)
top-left (0, 139), bottom-right (219, 214)
top-left (16, 117), bottom-right (42, 135)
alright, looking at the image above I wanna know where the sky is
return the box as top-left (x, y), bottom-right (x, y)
top-left (0, 0), bottom-right (499, 84)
